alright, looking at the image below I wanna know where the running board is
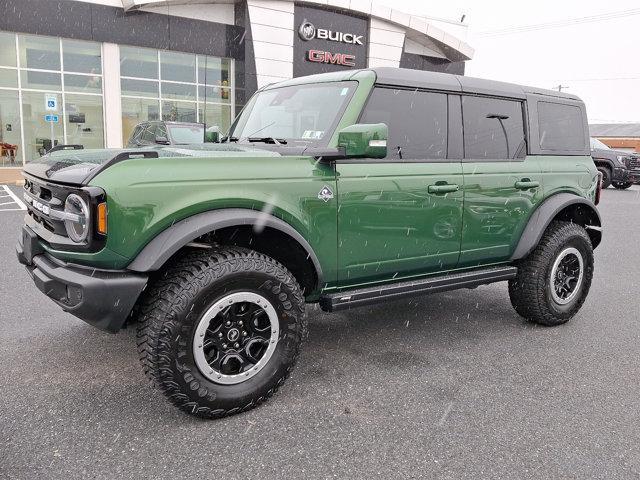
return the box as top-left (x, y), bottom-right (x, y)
top-left (319, 266), bottom-right (518, 312)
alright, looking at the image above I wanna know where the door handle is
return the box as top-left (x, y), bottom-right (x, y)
top-left (514, 179), bottom-right (540, 190)
top-left (428, 184), bottom-right (459, 194)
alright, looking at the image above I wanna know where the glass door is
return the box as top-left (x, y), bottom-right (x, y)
top-left (0, 90), bottom-right (21, 167)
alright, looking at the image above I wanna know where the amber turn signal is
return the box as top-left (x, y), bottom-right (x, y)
top-left (97, 202), bottom-right (107, 234)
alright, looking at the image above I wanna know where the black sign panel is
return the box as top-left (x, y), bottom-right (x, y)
top-left (293, 5), bottom-right (368, 77)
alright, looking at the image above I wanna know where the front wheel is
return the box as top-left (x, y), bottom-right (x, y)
top-left (135, 247), bottom-right (306, 418)
top-left (597, 167), bottom-right (612, 189)
top-left (613, 182), bottom-right (632, 190)
top-left (508, 221), bottom-right (594, 326)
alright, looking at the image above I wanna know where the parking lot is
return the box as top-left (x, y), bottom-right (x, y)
top-left (1, 184), bottom-right (639, 479)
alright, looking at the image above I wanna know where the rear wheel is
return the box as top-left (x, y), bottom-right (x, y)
top-left (508, 221), bottom-right (594, 326)
top-left (613, 182), bottom-right (632, 190)
top-left (135, 247), bottom-right (306, 419)
top-left (597, 166), bottom-right (611, 189)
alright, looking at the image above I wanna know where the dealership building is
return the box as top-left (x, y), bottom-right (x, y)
top-left (0, 0), bottom-right (474, 182)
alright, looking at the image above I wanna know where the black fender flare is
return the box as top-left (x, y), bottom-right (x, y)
top-left (592, 158), bottom-right (614, 170)
top-left (126, 208), bottom-right (324, 286)
top-left (511, 193), bottom-right (602, 261)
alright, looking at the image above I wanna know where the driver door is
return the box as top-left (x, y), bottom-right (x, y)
top-left (335, 88), bottom-right (464, 286)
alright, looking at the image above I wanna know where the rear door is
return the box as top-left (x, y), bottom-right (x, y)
top-left (335, 87), bottom-right (464, 286)
top-left (459, 95), bottom-right (544, 267)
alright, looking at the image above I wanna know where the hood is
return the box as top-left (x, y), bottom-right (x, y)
top-left (22, 144), bottom-right (284, 185)
top-left (591, 147), bottom-right (635, 160)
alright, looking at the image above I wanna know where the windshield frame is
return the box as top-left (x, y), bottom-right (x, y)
top-left (227, 80), bottom-right (358, 147)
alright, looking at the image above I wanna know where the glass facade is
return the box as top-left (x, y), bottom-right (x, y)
top-left (0, 30), bottom-right (234, 168)
top-left (120, 46), bottom-right (233, 145)
top-left (0, 31), bottom-right (104, 166)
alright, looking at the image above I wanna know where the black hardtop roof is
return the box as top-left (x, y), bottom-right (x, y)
top-left (370, 67), bottom-right (582, 102)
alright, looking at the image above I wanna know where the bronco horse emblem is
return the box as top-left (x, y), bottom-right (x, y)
top-left (318, 185), bottom-right (334, 202)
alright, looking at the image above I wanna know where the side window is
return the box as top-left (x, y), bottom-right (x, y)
top-left (538, 101), bottom-right (585, 151)
top-left (141, 124), bottom-right (157, 144)
top-left (462, 96), bottom-right (526, 159)
top-left (129, 126), bottom-right (142, 145)
top-left (156, 123), bottom-right (168, 140)
top-left (360, 87), bottom-right (447, 160)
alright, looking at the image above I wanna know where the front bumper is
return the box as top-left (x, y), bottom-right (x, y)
top-left (612, 167), bottom-right (630, 183)
top-left (17, 226), bottom-right (147, 333)
top-left (628, 170), bottom-right (640, 184)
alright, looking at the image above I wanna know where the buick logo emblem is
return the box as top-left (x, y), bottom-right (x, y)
top-left (299, 21), bottom-right (315, 41)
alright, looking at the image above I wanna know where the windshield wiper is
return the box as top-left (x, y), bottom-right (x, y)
top-left (220, 136), bottom-right (239, 143)
top-left (247, 137), bottom-right (287, 145)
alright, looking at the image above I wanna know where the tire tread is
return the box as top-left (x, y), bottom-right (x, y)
top-left (135, 247), bottom-right (306, 419)
top-left (508, 221), bottom-right (594, 326)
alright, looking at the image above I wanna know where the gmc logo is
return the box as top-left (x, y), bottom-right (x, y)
top-left (307, 50), bottom-right (356, 67)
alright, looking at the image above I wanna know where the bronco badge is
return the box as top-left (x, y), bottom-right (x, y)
top-left (318, 185), bottom-right (334, 202)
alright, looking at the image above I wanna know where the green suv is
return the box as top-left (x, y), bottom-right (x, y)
top-left (17, 68), bottom-right (602, 418)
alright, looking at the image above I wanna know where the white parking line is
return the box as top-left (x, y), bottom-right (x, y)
top-left (0, 185), bottom-right (27, 211)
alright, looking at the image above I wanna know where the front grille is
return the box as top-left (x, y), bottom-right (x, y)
top-left (23, 175), bottom-right (107, 253)
top-left (627, 157), bottom-right (640, 170)
top-left (24, 177), bottom-right (71, 237)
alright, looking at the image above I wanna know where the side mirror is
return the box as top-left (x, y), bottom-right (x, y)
top-left (155, 135), bottom-right (170, 145)
top-left (205, 126), bottom-right (220, 143)
top-left (337, 123), bottom-right (387, 158)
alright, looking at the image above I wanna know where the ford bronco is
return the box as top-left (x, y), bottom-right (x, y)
top-left (17, 68), bottom-right (602, 419)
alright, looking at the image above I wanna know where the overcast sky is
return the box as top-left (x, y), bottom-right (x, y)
top-left (380, 0), bottom-right (640, 124)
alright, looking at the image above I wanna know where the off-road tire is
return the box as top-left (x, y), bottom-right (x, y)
top-left (613, 182), bottom-right (632, 190)
top-left (135, 247), bottom-right (306, 419)
top-left (597, 166), bottom-right (611, 189)
top-left (508, 221), bottom-right (594, 326)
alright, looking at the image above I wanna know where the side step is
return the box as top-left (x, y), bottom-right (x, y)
top-left (319, 266), bottom-right (517, 312)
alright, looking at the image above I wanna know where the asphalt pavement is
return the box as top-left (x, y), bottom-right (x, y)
top-left (1, 185), bottom-right (639, 479)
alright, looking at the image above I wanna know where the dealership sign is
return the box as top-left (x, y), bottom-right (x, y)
top-left (298, 21), bottom-right (363, 45)
top-left (307, 50), bottom-right (355, 67)
top-left (298, 20), bottom-right (363, 68)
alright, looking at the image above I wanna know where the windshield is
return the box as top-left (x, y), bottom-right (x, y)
top-left (590, 137), bottom-right (610, 150)
top-left (168, 124), bottom-right (205, 144)
top-left (229, 81), bottom-right (357, 145)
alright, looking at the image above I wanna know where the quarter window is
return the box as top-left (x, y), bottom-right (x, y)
top-left (538, 101), bottom-right (586, 151)
top-left (360, 88), bottom-right (448, 160)
top-left (462, 96), bottom-right (525, 159)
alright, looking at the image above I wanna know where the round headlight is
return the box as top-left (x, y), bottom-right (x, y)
top-left (64, 194), bottom-right (89, 243)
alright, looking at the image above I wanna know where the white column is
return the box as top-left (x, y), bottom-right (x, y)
top-left (102, 42), bottom-right (123, 148)
top-left (367, 18), bottom-right (405, 68)
top-left (247, 0), bottom-right (294, 88)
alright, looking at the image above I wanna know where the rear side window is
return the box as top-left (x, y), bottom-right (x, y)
top-left (141, 124), bottom-right (157, 144)
top-left (156, 123), bottom-right (168, 140)
top-left (462, 96), bottom-right (525, 159)
top-left (538, 101), bottom-right (586, 151)
top-left (360, 87), bottom-right (447, 160)
top-left (129, 125), bottom-right (143, 144)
